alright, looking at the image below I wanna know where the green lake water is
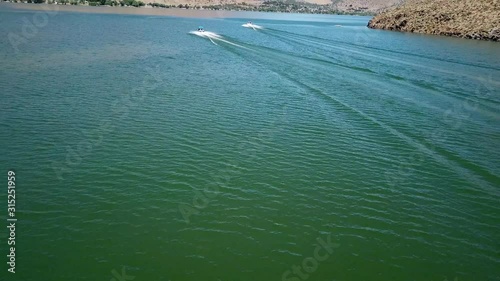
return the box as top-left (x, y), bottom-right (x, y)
top-left (0, 4), bottom-right (499, 281)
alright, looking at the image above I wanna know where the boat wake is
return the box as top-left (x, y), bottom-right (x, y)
top-left (242, 23), bottom-right (263, 30)
top-left (189, 31), bottom-right (222, 39)
top-left (189, 30), bottom-right (251, 49)
top-left (189, 30), bottom-right (223, 45)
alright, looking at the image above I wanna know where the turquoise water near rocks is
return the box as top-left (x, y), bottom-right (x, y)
top-left (0, 5), bottom-right (499, 281)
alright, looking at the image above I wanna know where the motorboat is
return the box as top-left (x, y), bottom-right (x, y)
top-left (242, 22), bottom-right (263, 30)
top-left (189, 30), bottom-right (222, 39)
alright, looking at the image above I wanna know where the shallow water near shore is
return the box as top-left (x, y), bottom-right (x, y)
top-left (1, 3), bottom-right (499, 281)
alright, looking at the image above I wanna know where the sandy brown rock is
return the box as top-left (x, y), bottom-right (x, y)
top-left (367, 0), bottom-right (500, 41)
top-left (332, 0), bottom-right (403, 12)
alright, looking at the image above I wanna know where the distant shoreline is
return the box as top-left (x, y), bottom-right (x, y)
top-left (1, 2), bottom-right (234, 18)
top-left (0, 1), bottom-right (374, 17)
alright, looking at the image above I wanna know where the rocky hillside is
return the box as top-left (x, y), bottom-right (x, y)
top-left (331, 0), bottom-right (402, 12)
top-left (367, 0), bottom-right (500, 41)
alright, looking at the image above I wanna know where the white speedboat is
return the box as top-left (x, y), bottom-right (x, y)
top-left (189, 27), bottom-right (222, 44)
top-left (242, 22), bottom-right (263, 30)
top-left (189, 30), bottom-right (222, 39)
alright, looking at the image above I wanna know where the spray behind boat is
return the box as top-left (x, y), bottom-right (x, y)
top-left (189, 21), bottom-right (263, 42)
top-left (189, 27), bottom-right (251, 49)
top-left (242, 21), bottom-right (263, 30)
top-left (189, 25), bottom-right (223, 45)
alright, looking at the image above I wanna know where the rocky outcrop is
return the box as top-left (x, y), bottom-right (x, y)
top-left (367, 0), bottom-right (500, 41)
top-left (332, 0), bottom-right (403, 13)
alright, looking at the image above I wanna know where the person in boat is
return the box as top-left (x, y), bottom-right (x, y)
top-left (197, 26), bottom-right (204, 32)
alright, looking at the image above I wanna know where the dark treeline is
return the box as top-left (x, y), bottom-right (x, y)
top-left (148, 1), bottom-right (374, 15)
top-left (4, 0), bottom-right (145, 6)
top-left (3, 0), bottom-right (373, 15)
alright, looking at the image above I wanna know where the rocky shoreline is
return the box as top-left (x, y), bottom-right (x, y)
top-left (367, 0), bottom-right (500, 41)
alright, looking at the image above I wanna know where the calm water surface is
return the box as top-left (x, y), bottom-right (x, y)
top-left (0, 4), bottom-right (499, 281)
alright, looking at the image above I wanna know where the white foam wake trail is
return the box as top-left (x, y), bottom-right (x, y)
top-left (189, 31), bottom-right (250, 50)
top-left (242, 23), bottom-right (263, 30)
top-left (213, 38), bottom-right (251, 50)
top-left (281, 33), bottom-right (500, 87)
top-left (208, 37), bottom-right (218, 45)
top-left (189, 31), bottom-right (222, 39)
